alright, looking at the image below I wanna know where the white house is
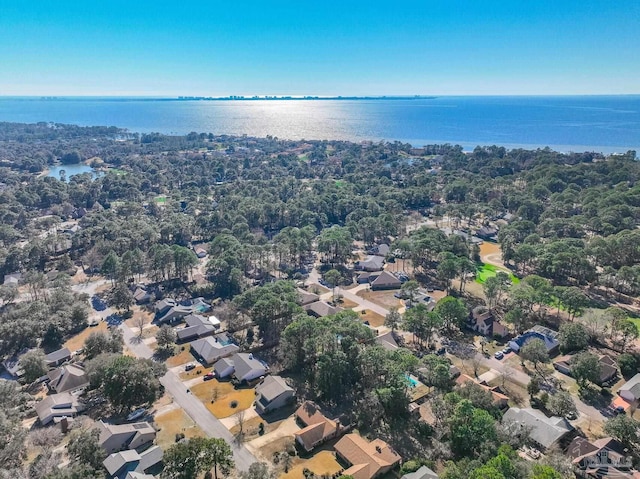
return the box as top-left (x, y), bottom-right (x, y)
top-left (619, 373), bottom-right (640, 403)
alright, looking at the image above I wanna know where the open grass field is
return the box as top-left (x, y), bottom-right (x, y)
top-left (359, 309), bottom-right (386, 327)
top-left (155, 408), bottom-right (205, 449)
top-left (166, 348), bottom-right (196, 368)
top-left (64, 321), bottom-right (108, 351)
top-left (475, 263), bottom-right (519, 285)
top-left (190, 379), bottom-right (256, 418)
top-left (280, 450), bottom-right (343, 479)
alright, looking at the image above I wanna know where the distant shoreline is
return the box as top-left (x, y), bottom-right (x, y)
top-left (13, 95), bottom-right (439, 102)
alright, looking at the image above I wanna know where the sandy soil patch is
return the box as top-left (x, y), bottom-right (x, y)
top-left (280, 450), bottom-right (342, 479)
top-left (155, 408), bottom-right (205, 449)
top-left (178, 365), bottom-right (213, 380)
top-left (63, 321), bottom-right (108, 352)
top-left (256, 436), bottom-right (295, 462)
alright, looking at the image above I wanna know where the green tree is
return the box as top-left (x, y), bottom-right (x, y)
top-left (617, 353), bottom-right (639, 379)
top-left (92, 355), bottom-right (165, 412)
top-left (531, 465), bottom-right (563, 479)
top-left (84, 329), bottom-right (123, 359)
top-left (239, 462), bottom-right (277, 479)
top-left (483, 276), bottom-right (507, 310)
top-left (547, 391), bottom-right (577, 418)
top-left (66, 427), bottom-right (105, 471)
top-left (101, 251), bottom-right (120, 285)
top-left (555, 287), bottom-right (588, 321)
top-left (519, 339), bottom-right (549, 373)
top-left (110, 282), bottom-right (134, 312)
top-left (324, 269), bottom-right (342, 302)
top-left (384, 307), bottom-right (402, 331)
top-left (558, 322), bottom-right (589, 353)
top-left (604, 415), bottom-right (640, 449)
top-left (317, 226), bottom-right (353, 267)
top-left (571, 352), bottom-right (600, 389)
top-left (156, 324), bottom-right (177, 350)
top-left (448, 399), bottom-right (498, 458)
top-left (19, 349), bottom-right (47, 383)
top-left (401, 279), bottom-right (420, 303)
top-left (435, 296), bottom-right (468, 332)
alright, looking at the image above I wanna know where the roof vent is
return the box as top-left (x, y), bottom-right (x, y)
top-left (249, 354), bottom-right (254, 360)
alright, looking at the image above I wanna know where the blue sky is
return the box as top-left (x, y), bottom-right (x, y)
top-left (0, 1), bottom-right (638, 96)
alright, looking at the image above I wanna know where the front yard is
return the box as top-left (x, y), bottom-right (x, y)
top-left (190, 379), bottom-right (256, 418)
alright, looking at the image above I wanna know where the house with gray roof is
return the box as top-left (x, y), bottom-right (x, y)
top-left (176, 314), bottom-right (218, 342)
top-left (35, 392), bottom-right (85, 425)
top-left (47, 364), bottom-right (89, 393)
top-left (190, 333), bottom-right (239, 365)
top-left (97, 420), bottom-right (156, 454)
top-left (297, 288), bottom-right (320, 306)
top-left (619, 373), bottom-right (640, 403)
top-left (157, 305), bottom-right (192, 324)
top-left (376, 331), bottom-right (399, 351)
top-left (502, 407), bottom-right (573, 451)
top-left (44, 347), bottom-right (72, 368)
top-left (214, 352), bottom-right (269, 383)
top-left (255, 375), bottom-right (295, 414)
top-left (304, 301), bottom-right (343, 318)
top-left (3, 272), bottom-right (21, 285)
top-left (103, 445), bottom-right (163, 479)
top-left (402, 465), bottom-right (439, 479)
top-left (355, 256), bottom-right (385, 272)
top-left (154, 299), bottom-right (176, 316)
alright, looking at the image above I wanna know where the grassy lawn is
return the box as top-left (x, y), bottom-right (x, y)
top-left (155, 408), bottom-right (205, 449)
top-left (475, 263), bottom-right (519, 285)
top-left (359, 309), bottom-right (386, 327)
top-left (229, 414), bottom-right (290, 442)
top-left (64, 321), bottom-right (108, 352)
top-left (179, 365), bottom-right (213, 380)
top-left (166, 348), bottom-right (196, 368)
top-left (280, 450), bottom-right (342, 479)
top-left (357, 290), bottom-right (403, 310)
top-left (629, 317), bottom-right (640, 333)
top-left (335, 297), bottom-right (359, 309)
top-left (190, 380), bottom-right (256, 419)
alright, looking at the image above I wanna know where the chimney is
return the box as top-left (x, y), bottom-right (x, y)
top-left (60, 416), bottom-right (69, 433)
top-left (249, 353), bottom-right (253, 360)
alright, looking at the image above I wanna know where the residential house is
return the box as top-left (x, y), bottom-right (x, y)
top-left (455, 374), bottom-right (509, 409)
top-left (176, 314), bottom-right (219, 342)
top-left (334, 433), bottom-right (401, 479)
top-left (44, 347), bottom-right (72, 368)
top-left (97, 420), bottom-right (157, 454)
top-left (157, 305), bottom-right (192, 324)
top-left (154, 299), bottom-right (177, 316)
top-left (355, 256), bottom-right (385, 272)
top-left (297, 289), bottom-right (319, 306)
top-left (103, 445), bottom-right (163, 479)
top-left (213, 353), bottom-right (268, 383)
top-left (47, 364), bottom-right (89, 393)
top-left (357, 272), bottom-right (378, 284)
top-left (476, 226), bottom-right (498, 241)
top-left (1, 350), bottom-right (27, 378)
top-left (568, 436), bottom-right (636, 479)
top-left (132, 287), bottom-right (152, 305)
top-left (125, 473), bottom-right (155, 479)
top-left (368, 244), bottom-right (390, 257)
top-left (618, 373), bottom-right (640, 403)
top-left (370, 271), bottom-right (402, 291)
top-left (402, 465), bottom-right (440, 479)
top-left (254, 375), bottom-right (295, 414)
top-left (509, 325), bottom-right (560, 355)
top-left (468, 307), bottom-right (509, 338)
top-left (3, 272), bottom-right (21, 285)
top-left (193, 244), bottom-right (208, 259)
top-left (294, 401), bottom-right (342, 452)
top-left (304, 301), bottom-right (343, 318)
top-left (553, 354), bottom-right (618, 386)
top-left (502, 407), bottom-right (574, 451)
top-left (35, 392), bottom-right (85, 425)
top-left (376, 331), bottom-right (399, 351)
top-left (190, 334), bottom-right (239, 365)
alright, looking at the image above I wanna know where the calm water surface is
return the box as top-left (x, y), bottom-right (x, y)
top-left (1, 96), bottom-right (639, 153)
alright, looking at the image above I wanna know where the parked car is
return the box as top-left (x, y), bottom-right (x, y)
top-left (494, 351), bottom-right (504, 360)
top-left (502, 346), bottom-right (512, 354)
top-left (203, 372), bottom-right (215, 381)
top-left (185, 363), bottom-right (196, 371)
top-left (436, 347), bottom-right (446, 355)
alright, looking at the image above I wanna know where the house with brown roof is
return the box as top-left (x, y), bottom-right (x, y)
top-left (468, 307), bottom-right (509, 338)
top-left (255, 375), bottom-right (295, 414)
top-left (297, 288), bottom-right (319, 306)
top-left (293, 401), bottom-right (343, 452)
top-left (456, 374), bottom-right (509, 409)
top-left (370, 271), bottom-right (402, 291)
top-left (44, 347), bottom-right (72, 368)
top-left (553, 354), bottom-right (618, 386)
top-left (334, 433), bottom-right (401, 479)
top-left (568, 436), bottom-right (636, 479)
top-left (304, 301), bottom-right (343, 318)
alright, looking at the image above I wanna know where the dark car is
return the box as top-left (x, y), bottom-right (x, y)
top-left (91, 295), bottom-right (107, 311)
top-left (203, 372), bottom-right (215, 381)
top-left (436, 347), bottom-right (446, 355)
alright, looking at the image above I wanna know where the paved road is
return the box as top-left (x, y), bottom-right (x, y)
top-left (119, 321), bottom-right (257, 471)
